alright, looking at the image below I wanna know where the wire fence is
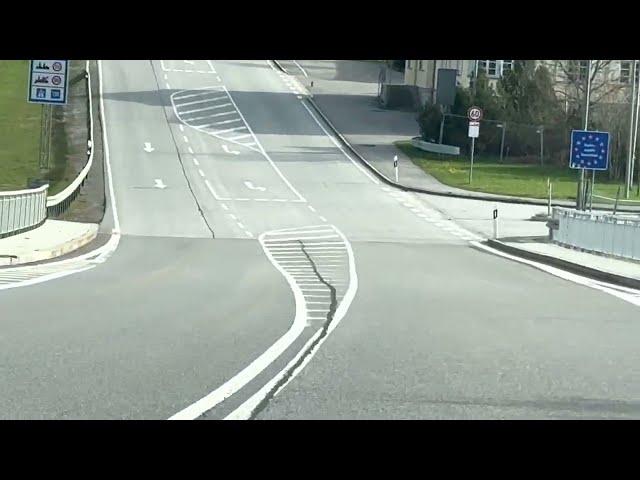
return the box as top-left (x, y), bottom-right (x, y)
top-left (434, 113), bottom-right (571, 165)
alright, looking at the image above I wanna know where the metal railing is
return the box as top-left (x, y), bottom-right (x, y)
top-left (552, 207), bottom-right (640, 260)
top-left (47, 60), bottom-right (94, 217)
top-left (0, 185), bottom-right (48, 239)
top-left (0, 61), bottom-right (95, 239)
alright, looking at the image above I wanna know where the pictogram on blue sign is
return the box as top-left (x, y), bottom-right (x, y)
top-left (570, 130), bottom-right (610, 171)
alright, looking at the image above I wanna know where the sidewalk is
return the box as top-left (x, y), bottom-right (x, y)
top-left (277, 60), bottom-right (640, 290)
top-left (0, 220), bottom-right (98, 267)
top-left (278, 60), bottom-right (640, 211)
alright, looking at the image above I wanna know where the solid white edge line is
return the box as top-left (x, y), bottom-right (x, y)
top-left (471, 241), bottom-right (640, 307)
top-left (224, 225), bottom-right (357, 419)
top-left (168, 229), bottom-right (309, 420)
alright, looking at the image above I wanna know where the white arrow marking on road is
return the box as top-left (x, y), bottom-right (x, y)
top-left (222, 144), bottom-right (240, 155)
top-left (154, 179), bottom-right (167, 189)
top-left (244, 181), bottom-right (266, 192)
top-left (143, 142), bottom-right (154, 153)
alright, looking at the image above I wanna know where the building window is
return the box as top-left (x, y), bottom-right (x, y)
top-left (578, 60), bottom-right (589, 81)
top-left (501, 60), bottom-right (513, 75)
top-left (477, 60), bottom-right (499, 77)
top-left (406, 60), bottom-right (413, 70)
top-left (419, 60), bottom-right (424, 71)
top-left (620, 61), bottom-right (631, 83)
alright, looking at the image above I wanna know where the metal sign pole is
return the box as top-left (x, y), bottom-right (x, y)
top-left (469, 137), bottom-right (475, 184)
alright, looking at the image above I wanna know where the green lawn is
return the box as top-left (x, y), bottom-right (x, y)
top-left (395, 140), bottom-right (640, 204)
top-left (0, 61), bottom-right (43, 191)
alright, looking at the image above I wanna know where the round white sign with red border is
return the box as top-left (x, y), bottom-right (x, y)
top-left (468, 106), bottom-right (483, 121)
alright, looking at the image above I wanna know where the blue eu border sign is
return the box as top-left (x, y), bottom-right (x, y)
top-left (27, 60), bottom-right (70, 105)
top-left (570, 130), bottom-right (610, 171)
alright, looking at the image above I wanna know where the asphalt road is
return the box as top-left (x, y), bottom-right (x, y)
top-left (1, 60), bottom-right (640, 419)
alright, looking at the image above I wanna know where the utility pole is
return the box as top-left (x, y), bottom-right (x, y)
top-left (631, 60), bottom-right (640, 193)
top-left (578, 60), bottom-right (592, 210)
top-left (627, 60), bottom-right (637, 199)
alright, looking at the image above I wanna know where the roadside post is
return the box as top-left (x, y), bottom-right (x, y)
top-left (467, 106), bottom-right (482, 184)
top-left (393, 155), bottom-right (398, 182)
top-left (547, 178), bottom-right (552, 217)
top-left (492, 204), bottom-right (499, 239)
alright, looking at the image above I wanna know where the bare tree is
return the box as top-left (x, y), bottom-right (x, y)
top-left (550, 60), bottom-right (628, 120)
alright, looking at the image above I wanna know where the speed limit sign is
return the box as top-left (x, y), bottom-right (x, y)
top-left (468, 106), bottom-right (483, 121)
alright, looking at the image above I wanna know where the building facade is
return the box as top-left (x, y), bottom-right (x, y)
top-left (404, 60), bottom-right (638, 108)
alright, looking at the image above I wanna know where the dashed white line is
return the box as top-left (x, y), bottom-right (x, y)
top-left (221, 203), bottom-right (229, 211)
top-left (237, 222), bottom-right (246, 229)
top-left (198, 169), bottom-right (205, 178)
top-left (319, 216), bottom-right (327, 222)
top-left (179, 124), bottom-right (184, 132)
top-left (228, 214), bottom-right (237, 220)
top-left (164, 73), bottom-right (168, 80)
top-left (245, 230), bottom-right (254, 238)
top-left (308, 206), bottom-right (316, 213)
top-left (187, 147), bottom-right (194, 154)
top-left (166, 82), bottom-right (171, 89)
top-left (183, 135), bottom-right (189, 143)
top-left (192, 158), bottom-right (199, 166)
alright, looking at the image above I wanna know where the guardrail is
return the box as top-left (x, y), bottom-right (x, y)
top-left (552, 207), bottom-right (640, 261)
top-left (0, 61), bottom-right (94, 239)
top-left (47, 60), bottom-right (94, 217)
top-left (0, 185), bottom-right (48, 239)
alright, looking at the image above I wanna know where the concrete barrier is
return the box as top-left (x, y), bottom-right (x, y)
top-left (410, 137), bottom-right (460, 156)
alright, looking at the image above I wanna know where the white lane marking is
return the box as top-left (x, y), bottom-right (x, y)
top-left (243, 181), bottom-right (266, 192)
top-left (237, 222), bottom-right (246, 229)
top-left (217, 76), bottom-right (222, 82)
top-left (204, 179), bottom-right (222, 200)
top-left (143, 142), bottom-right (154, 153)
top-left (228, 214), bottom-right (237, 220)
top-left (169, 229), bottom-right (310, 420)
top-left (187, 147), bottom-right (194, 154)
top-left (221, 203), bottom-right (229, 211)
top-left (225, 225), bottom-right (358, 419)
top-left (264, 234), bottom-right (338, 242)
top-left (212, 117), bottom-right (243, 126)
top-left (228, 133), bottom-right (252, 141)
top-left (192, 158), bottom-right (200, 166)
top-left (98, 61), bottom-right (121, 234)
top-left (319, 216), bottom-right (328, 222)
top-left (300, 101), bottom-right (380, 185)
top-left (181, 105), bottom-right (231, 115)
top-left (183, 135), bottom-right (189, 143)
top-left (206, 60), bottom-right (217, 73)
top-left (154, 179), bottom-right (167, 189)
top-left (292, 60), bottom-right (308, 77)
top-left (245, 230), bottom-right (254, 238)
top-left (166, 82), bottom-right (171, 89)
top-left (184, 60), bottom-right (195, 65)
top-left (179, 124), bottom-right (184, 132)
top-left (308, 205), bottom-right (316, 213)
top-left (212, 126), bottom-right (245, 134)
top-left (198, 169), bottom-right (205, 178)
top-left (267, 228), bottom-right (335, 236)
top-left (164, 73), bottom-right (168, 80)
top-left (471, 241), bottom-right (640, 307)
top-left (222, 85), bottom-right (307, 202)
top-left (223, 144), bottom-right (241, 155)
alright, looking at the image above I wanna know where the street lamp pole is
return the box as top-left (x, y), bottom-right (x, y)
top-left (631, 60), bottom-right (640, 192)
top-left (538, 126), bottom-right (544, 166)
top-left (627, 60), bottom-right (637, 199)
top-left (497, 123), bottom-right (506, 162)
top-left (578, 60), bottom-right (592, 210)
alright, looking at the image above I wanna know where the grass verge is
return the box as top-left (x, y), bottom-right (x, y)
top-left (395, 140), bottom-right (640, 203)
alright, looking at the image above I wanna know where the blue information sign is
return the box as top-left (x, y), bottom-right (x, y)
top-left (569, 130), bottom-right (610, 170)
